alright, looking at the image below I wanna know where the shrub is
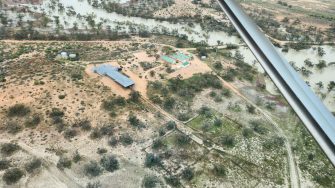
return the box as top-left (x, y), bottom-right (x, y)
top-left (164, 175), bottom-right (180, 187)
top-left (221, 88), bottom-right (231, 97)
top-left (220, 135), bottom-right (235, 147)
top-left (213, 118), bottom-right (222, 127)
top-left (246, 105), bottom-right (256, 114)
top-left (7, 104), bottom-right (30, 117)
top-left (163, 97), bottom-right (175, 110)
top-left (63, 128), bottom-right (78, 139)
top-left (242, 128), bottom-right (253, 138)
top-left (250, 120), bottom-right (268, 135)
top-left (175, 134), bottom-right (191, 146)
top-left (1, 143), bottom-right (20, 156)
top-left (129, 91), bottom-right (141, 102)
top-left (84, 161), bottom-right (102, 177)
top-left (182, 167), bottom-right (194, 181)
top-left (73, 119), bottom-right (91, 131)
top-left (120, 133), bottom-right (133, 146)
top-left (50, 108), bottom-right (64, 117)
top-left (73, 150), bottom-right (81, 163)
top-left (99, 124), bottom-right (114, 136)
top-left (152, 139), bottom-right (164, 150)
top-left (100, 155), bottom-right (119, 172)
top-left (212, 164), bottom-right (226, 177)
top-left (108, 137), bottom-right (118, 147)
top-left (25, 158), bottom-right (42, 173)
top-left (198, 106), bottom-right (211, 116)
top-left (57, 156), bottom-right (72, 170)
top-left (90, 128), bottom-right (102, 139)
top-left (58, 94), bottom-right (66, 99)
top-left (144, 153), bottom-right (161, 168)
top-left (86, 181), bottom-right (102, 188)
top-left (263, 136), bottom-right (285, 150)
top-left (166, 121), bottom-right (176, 130)
top-left (142, 175), bottom-right (159, 188)
top-left (24, 114), bottom-right (41, 128)
top-left (158, 127), bottom-right (166, 136)
top-left (6, 121), bottom-right (22, 134)
top-left (128, 114), bottom-right (140, 127)
top-left (0, 159), bottom-right (10, 170)
top-left (3, 168), bottom-right (24, 185)
top-left (97, 148), bottom-right (107, 155)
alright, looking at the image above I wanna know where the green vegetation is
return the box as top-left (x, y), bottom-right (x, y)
top-left (181, 167), bottom-right (194, 181)
top-left (100, 155), bottom-right (119, 172)
top-left (7, 104), bottom-right (30, 117)
top-left (0, 159), bottom-right (10, 171)
top-left (2, 168), bottom-right (24, 185)
top-left (142, 175), bottom-right (159, 188)
top-left (57, 156), bottom-right (72, 170)
top-left (108, 137), bottom-right (118, 147)
top-left (1, 143), bottom-right (20, 156)
top-left (63, 128), bottom-right (78, 139)
top-left (73, 150), bottom-right (82, 163)
top-left (24, 114), bottom-right (41, 128)
top-left (164, 175), bottom-right (181, 187)
top-left (144, 153), bottom-right (161, 168)
top-left (25, 158), bottom-right (42, 173)
top-left (86, 181), bottom-right (102, 188)
top-left (84, 161), bottom-right (102, 177)
top-left (6, 121), bottom-right (22, 134)
top-left (120, 133), bottom-right (133, 146)
top-left (212, 164), bottom-right (227, 177)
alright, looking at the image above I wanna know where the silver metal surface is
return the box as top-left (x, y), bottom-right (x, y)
top-left (217, 0), bottom-right (335, 165)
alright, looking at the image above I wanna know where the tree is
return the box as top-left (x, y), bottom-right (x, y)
top-left (100, 155), bottom-right (119, 172)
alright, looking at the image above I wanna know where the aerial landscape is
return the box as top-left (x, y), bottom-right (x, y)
top-left (0, 0), bottom-right (334, 187)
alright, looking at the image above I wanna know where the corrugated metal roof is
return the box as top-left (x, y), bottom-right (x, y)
top-left (93, 65), bottom-right (134, 87)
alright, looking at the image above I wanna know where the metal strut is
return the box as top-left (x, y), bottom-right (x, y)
top-left (216, 0), bottom-right (335, 166)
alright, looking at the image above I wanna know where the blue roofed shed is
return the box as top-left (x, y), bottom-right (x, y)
top-left (93, 64), bottom-right (134, 88)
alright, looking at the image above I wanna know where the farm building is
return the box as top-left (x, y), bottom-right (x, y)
top-left (161, 51), bottom-right (192, 67)
top-left (93, 64), bottom-right (134, 88)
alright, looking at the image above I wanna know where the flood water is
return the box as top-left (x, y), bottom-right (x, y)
top-left (18, 0), bottom-right (335, 110)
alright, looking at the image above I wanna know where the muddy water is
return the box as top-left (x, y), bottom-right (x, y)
top-left (21, 0), bottom-right (335, 110)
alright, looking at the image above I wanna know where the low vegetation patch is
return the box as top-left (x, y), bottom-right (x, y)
top-left (100, 155), bottom-right (119, 172)
top-left (25, 158), bottom-right (42, 173)
top-left (3, 168), bottom-right (24, 185)
top-left (7, 104), bottom-right (30, 117)
top-left (1, 143), bottom-right (20, 156)
top-left (84, 161), bottom-right (102, 177)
